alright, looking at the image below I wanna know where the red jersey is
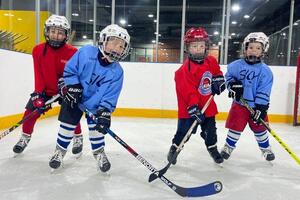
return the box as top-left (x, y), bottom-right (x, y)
top-left (175, 56), bottom-right (223, 118)
top-left (32, 43), bottom-right (77, 96)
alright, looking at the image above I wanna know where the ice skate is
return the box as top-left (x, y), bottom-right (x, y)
top-left (72, 135), bottom-right (83, 158)
top-left (94, 148), bottom-right (111, 173)
top-left (261, 147), bottom-right (275, 162)
top-left (49, 146), bottom-right (67, 171)
top-left (207, 145), bottom-right (224, 164)
top-left (220, 143), bottom-right (234, 160)
top-left (13, 133), bottom-right (31, 155)
top-left (167, 144), bottom-right (178, 165)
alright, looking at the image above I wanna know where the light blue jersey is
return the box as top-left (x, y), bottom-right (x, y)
top-left (225, 59), bottom-right (273, 107)
top-left (64, 45), bottom-right (123, 114)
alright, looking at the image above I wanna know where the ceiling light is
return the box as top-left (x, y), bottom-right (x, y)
top-left (128, 24), bottom-right (132, 27)
top-left (154, 19), bottom-right (157, 23)
top-left (232, 4), bottom-right (240, 12)
top-left (82, 35), bottom-right (87, 39)
top-left (294, 22), bottom-right (299, 26)
top-left (89, 19), bottom-right (94, 22)
top-left (231, 33), bottom-right (236, 36)
top-left (244, 15), bottom-right (250, 19)
top-left (231, 21), bottom-right (237, 25)
top-left (148, 14), bottom-right (154, 18)
top-left (152, 40), bottom-right (156, 43)
top-left (120, 19), bottom-right (126, 25)
top-left (72, 13), bottom-right (79, 17)
top-left (213, 31), bottom-right (219, 35)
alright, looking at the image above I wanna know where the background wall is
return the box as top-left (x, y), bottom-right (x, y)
top-left (0, 49), bottom-right (297, 120)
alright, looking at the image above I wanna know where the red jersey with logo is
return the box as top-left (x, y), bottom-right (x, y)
top-left (32, 43), bottom-right (77, 96)
top-left (175, 56), bottom-right (223, 118)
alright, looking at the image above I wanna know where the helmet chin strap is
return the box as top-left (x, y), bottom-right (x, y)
top-left (245, 55), bottom-right (262, 65)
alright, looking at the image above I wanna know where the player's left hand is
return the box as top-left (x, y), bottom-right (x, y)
top-left (94, 108), bottom-right (111, 134)
top-left (188, 105), bottom-right (205, 124)
top-left (211, 75), bottom-right (225, 95)
top-left (251, 104), bottom-right (269, 125)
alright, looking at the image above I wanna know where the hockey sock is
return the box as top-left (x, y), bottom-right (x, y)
top-left (225, 129), bottom-right (241, 148)
top-left (88, 122), bottom-right (105, 152)
top-left (254, 130), bottom-right (270, 149)
top-left (56, 122), bottom-right (76, 150)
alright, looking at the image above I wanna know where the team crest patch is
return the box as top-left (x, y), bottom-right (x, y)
top-left (198, 71), bottom-right (212, 95)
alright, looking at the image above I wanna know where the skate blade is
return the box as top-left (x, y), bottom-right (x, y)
top-left (50, 168), bottom-right (57, 174)
top-left (266, 161), bottom-right (274, 166)
top-left (74, 152), bottom-right (83, 159)
top-left (50, 164), bottom-right (64, 174)
top-left (13, 153), bottom-right (23, 158)
top-left (215, 162), bottom-right (224, 168)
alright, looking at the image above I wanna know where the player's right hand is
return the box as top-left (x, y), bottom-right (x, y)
top-left (228, 81), bottom-right (244, 101)
top-left (63, 84), bottom-right (83, 109)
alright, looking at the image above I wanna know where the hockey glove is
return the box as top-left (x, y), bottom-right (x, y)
top-left (57, 77), bottom-right (67, 97)
top-left (31, 92), bottom-right (45, 108)
top-left (187, 105), bottom-right (205, 124)
top-left (211, 75), bottom-right (226, 95)
top-left (228, 81), bottom-right (244, 101)
top-left (63, 84), bottom-right (83, 109)
top-left (94, 108), bottom-right (111, 134)
top-left (251, 104), bottom-right (269, 125)
top-left (30, 92), bottom-right (49, 114)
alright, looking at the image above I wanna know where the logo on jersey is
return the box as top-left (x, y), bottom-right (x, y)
top-left (61, 59), bottom-right (68, 64)
top-left (198, 71), bottom-right (212, 95)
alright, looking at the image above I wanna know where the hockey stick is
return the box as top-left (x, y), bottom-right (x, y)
top-left (0, 94), bottom-right (60, 140)
top-left (85, 109), bottom-right (222, 197)
top-left (148, 95), bottom-right (214, 182)
top-left (240, 98), bottom-right (300, 165)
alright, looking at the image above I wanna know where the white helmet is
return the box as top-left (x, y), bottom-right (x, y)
top-left (243, 32), bottom-right (269, 53)
top-left (44, 15), bottom-right (70, 48)
top-left (98, 24), bottom-right (130, 62)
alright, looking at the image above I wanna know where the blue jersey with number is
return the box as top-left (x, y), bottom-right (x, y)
top-left (225, 59), bottom-right (273, 107)
top-left (63, 45), bottom-right (123, 114)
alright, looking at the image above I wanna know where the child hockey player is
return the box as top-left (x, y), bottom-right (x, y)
top-left (167, 27), bottom-right (226, 164)
top-left (220, 32), bottom-right (275, 161)
top-left (13, 15), bottom-right (82, 156)
top-left (49, 24), bottom-right (130, 173)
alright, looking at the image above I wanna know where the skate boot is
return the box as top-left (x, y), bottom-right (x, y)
top-left (49, 146), bottom-right (67, 169)
top-left (207, 145), bottom-right (224, 164)
top-left (220, 143), bottom-right (234, 160)
top-left (93, 148), bottom-right (111, 173)
top-left (261, 147), bottom-right (275, 161)
top-left (72, 135), bottom-right (83, 155)
top-left (167, 144), bottom-right (178, 165)
top-left (13, 133), bottom-right (31, 154)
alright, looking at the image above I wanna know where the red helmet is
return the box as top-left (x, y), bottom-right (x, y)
top-left (184, 27), bottom-right (209, 63)
top-left (184, 27), bottom-right (209, 44)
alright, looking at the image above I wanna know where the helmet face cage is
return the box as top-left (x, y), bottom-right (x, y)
top-left (184, 27), bottom-right (209, 63)
top-left (98, 24), bottom-right (130, 62)
top-left (44, 15), bottom-right (71, 48)
top-left (242, 32), bottom-right (269, 63)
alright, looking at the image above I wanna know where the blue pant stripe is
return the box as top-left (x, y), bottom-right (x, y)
top-left (90, 136), bottom-right (104, 141)
top-left (226, 137), bottom-right (237, 147)
top-left (60, 124), bottom-right (75, 131)
top-left (58, 133), bottom-right (73, 140)
top-left (91, 142), bottom-right (104, 151)
top-left (57, 138), bottom-right (71, 150)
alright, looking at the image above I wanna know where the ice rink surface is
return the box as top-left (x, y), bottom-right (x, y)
top-left (0, 116), bottom-right (300, 200)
